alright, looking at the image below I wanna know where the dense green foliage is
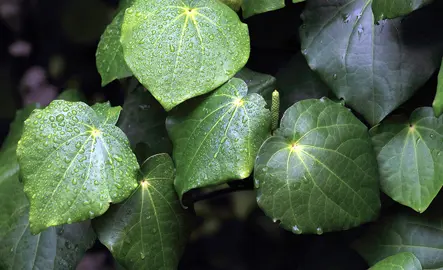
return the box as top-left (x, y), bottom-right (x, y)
top-left (2, 0), bottom-right (443, 269)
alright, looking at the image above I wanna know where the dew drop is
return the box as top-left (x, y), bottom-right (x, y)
top-left (292, 225), bottom-right (302, 234)
top-left (116, 183), bottom-right (122, 189)
top-left (333, 74), bottom-right (337, 80)
top-left (94, 180), bottom-right (99, 185)
top-left (72, 179), bottom-right (77, 185)
top-left (56, 114), bottom-right (65, 122)
top-left (140, 252), bottom-right (146, 260)
top-left (272, 218), bottom-right (277, 223)
top-left (83, 200), bottom-right (90, 205)
top-left (316, 227), bottom-right (323, 235)
top-left (49, 116), bottom-right (55, 122)
top-left (67, 218), bottom-right (72, 224)
top-left (301, 49), bottom-right (308, 55)
top-left (10, 247), bottom-right (13, 253)
top-left (169, 44), bottom-right (176, 52)
top-left (75, 142), bottom-right (82, 149)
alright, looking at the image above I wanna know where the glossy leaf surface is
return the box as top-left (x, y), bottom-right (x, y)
top-left (17, 100), bottom-right (139, 234)
top-left (234, 67), bottom-right (276, 104)
top-left (0, 107), bottom-right (96, 270)
top-left (167, 78), bottom-right (271, 199)
top-left (369, 252), bottom-right (422, 270)
top-left (121, 0), bottom-right (250, 110)
top-left (255, 98), bottom-right (380, 234)
top-left (370, 108), bottom-right (443, 212)
top-left (300, 0), bottom-right (440, 125)
top-left (241, 0), bottom-right (304, 18)
top-left (94, 154), bottom-right (193, 270)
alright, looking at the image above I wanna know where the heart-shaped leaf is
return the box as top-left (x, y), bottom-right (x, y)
top-left (167, 78), bottom-right (271, 200)
top-left (255, 98), bottom-right (380, 234)
top-left (372, 0), bottom-right (433, 21)
top-left (370, 107), bottom-right (443, 212)
top-left (241, 0), bottom-right (305, 19)
top-left (353, 209), bottom-right (443, 269)
top-left (369, 252), bottom-right (422, 270)
top-left (16, 100), bottom-right (139, 234)
top-left (432, 59), bottom-right (443, 117)
top-left (93, 153), bottom-right (193, 270)
top-left (118, 84), bottom-right (172, 157)
top-left (300, 0), bottom-right (441, 125)
top-left (96, 0), bottom-right (133, 86)
top-left (121, 0), bottom-right (250, 110)
top-left (0, 107), bottom-right (96, 270)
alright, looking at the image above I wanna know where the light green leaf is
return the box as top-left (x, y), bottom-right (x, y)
top-left (93, 153), bottom-right (193, 270)
top-left (241, 0), bottom-right (305, 19)
top-left (167, 78), bottom-right (271, 199)
top-left (372, 0), bottom-right (433, 21)
top-left (118, 84), bottom-right (172, 157)
top-left (369, 252), bottom-right (422, 270)
top-left (56, 89), bottom-right (86, 102)
top-left (234, 67), bottom-right (276, 104)
top-left (300, 0), bottom-right (441, 125)
top-left (275, 53), bottom-right (332, 112)
top-left (121, 0), bottom-right (250, 111)
top-left (353, 210), bottom-right (443, 269)
top-left (370, 108), bottom-right (443, 212)
top-left (16, 100), bottom-right (139, 234)
top-left (96, 1), bottom-right (133, 86)
top-left (433, 59), bottom-right (443, 117)
top-left (0, 107), bottom-right (96, 270)
top-left (255, 98), bottom-right (380, 234)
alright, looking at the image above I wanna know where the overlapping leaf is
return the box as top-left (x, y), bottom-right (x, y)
top-left (96, 0), bottom-right (133, 86)
top-left (118, 84), bottom-right (172, 157)
top-left (369, 252), bottom-right (422, 270)
top-left (353, 210), bottom-right (443, 269)
top-left (255, 98), bottom-right (380, 234)
top-left (234, 67), bottom-right (276, 104)
top-left (94, 154), bottom-right (193, 270)
top-left (241, 0), bottom-right (305, 19)
top-left (372, 0), bottom-right (433, 21)
top-left (121, 0), bottom-right (250, 110)
top-left (0, 106), bottom-right (96, 270)
top-left (16, 100), bottom-right (139, 234)
top-left (275, 53), bottom-right (332, 112)
top-left (167, 78), bottom-right (271, 199)
top-left (370, 108), bottom-right (443, 212)
top-left (300, 0), bottom-right (441, 125)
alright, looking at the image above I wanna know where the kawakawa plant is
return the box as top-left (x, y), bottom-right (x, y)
top-left (1, 0), bottom-right (443, 269)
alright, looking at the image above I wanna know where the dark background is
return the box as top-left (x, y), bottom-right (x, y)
top-left (1, 0), bottom-right (443, 269)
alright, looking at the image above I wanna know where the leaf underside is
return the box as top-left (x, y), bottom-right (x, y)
top-left (370, 107), bottom-right (443, 212)
top-left (94, 154), bottom-right (193, 270)
top-left (255, 98), bottom-right (380, 234)
top-left (17, 100), bottom-right (139, 234)
top-left (121, 0), bottom-right (250, 110)
top-left (167, 78), bottom-right (271, 200)
top-left (300, 0), bottom-right (440, 125)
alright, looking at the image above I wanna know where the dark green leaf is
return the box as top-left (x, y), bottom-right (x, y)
top-left (255, 98), bottom-right (380, 234)
top-left (369, 252), bottom-right (422, 270)
top-left (218, 0), bottom-right (242, 11)
top-left (234, 67), bottom-right (276, 104)
top-left (353, 210), bottom-right (443, 269)
top-left (93, 154), bottom-right (193, 270)
top-left (275, 53), bottom-right (332, 112)
top-left (118, 84), bottom-right (172, 157)
top-left (300, 0), bottom-right (441, 125)
top-left (16, 100), bottom-right (139, 234)
top-left (56, 89), bottom-right (86, 102)
top-left (0, 107), bottom-right (96, 270)
top-left (433, 59), bottom-right (443, 117)
top-left (370, 108), bottom-right (443, 212)
top-left (241, 0), bottom-right (305, 19)
top-left (96, 1), bottom-right (133, 86)
top-left (372, 0), bottom-right (433, 21)
top-left (121, 0), bottom-right (250, 110)
top-left (167, 78), bottom-right (271, 199)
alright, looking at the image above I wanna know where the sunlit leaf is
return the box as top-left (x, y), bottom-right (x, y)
top-left (369, 252), bottom-right (422, 270)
